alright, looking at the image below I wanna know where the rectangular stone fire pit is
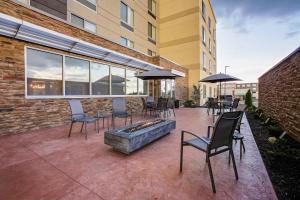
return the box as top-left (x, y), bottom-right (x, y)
top-left (104, 119), bottom-right (176, 154)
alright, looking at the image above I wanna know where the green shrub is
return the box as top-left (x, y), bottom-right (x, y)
top-left (184, 100), bottom-right (196, 108)
top-left (245, 89), bottom-right (253, 108)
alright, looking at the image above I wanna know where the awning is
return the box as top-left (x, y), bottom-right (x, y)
top-left (135, 69), bottom-right (181, 80)
top-left (0, 13), bottom-right (160, 71)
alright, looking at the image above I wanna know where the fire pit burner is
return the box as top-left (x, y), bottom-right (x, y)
top-left (123, 119), bottom-right (165, 133)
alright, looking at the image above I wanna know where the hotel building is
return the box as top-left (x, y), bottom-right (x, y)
top-left (0, 0), bottom-right (216, 134)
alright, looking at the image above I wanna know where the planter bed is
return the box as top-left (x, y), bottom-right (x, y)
top-left (246, 112), bottom-right (300, 200)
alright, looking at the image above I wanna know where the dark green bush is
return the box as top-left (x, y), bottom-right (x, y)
top-left (245, 89), bottom-right (253, 108)
top-left (184, 100), bottom-right (196, 108)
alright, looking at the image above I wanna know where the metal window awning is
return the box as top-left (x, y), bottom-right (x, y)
top-left (0, 13), bottom-right (160, 71)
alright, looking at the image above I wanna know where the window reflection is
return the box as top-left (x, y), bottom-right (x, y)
top-left (27, 49), bottom-right (63, 96)
top-left (65, 57), bottom-right (90, 95)
top-left (126, 69), bottom-right (138, 95)
top-left (138, 78), bottom-right (148, 95)
top-left (91, 62), bottom-right (110, 95)
top-left (111, 66), bottom-right (125, 95)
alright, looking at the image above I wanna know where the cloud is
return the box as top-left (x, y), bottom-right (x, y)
top-left (212, 0), bottom-right (300, 33)
top-left (286, 30), bottom-right (300, 38)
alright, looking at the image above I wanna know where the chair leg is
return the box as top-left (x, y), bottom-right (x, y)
top-left (228, 150), bottom-right (231, 164)
top-left (103, 118), bottom-right (105, 128)
top-left (80, 122), bottom-right (84, 133)
top-left (180, 143), bottom-right (183, 172)
top-left (241, 140), bottom-right (246, 152)
top-left (84, 122), bottom-right (88, 140)
top-left (68, 122), bottom-right (74, 137)
top-left (207, 157), bottom-right (216, 193)
top-left (173, 108), bottom-right (176, 117)
top-left (97, 120), bottom-right (99, 134)
top-left (230, 149), bottom-right (239, 180)
top-left (240, 140), bottom-right (243, 160)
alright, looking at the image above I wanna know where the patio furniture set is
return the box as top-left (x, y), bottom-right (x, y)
top-left (141, 96), bottom-right (176, 118)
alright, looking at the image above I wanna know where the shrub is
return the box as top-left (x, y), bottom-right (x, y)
top-left (184, 100), bottom-right (196, 108)
top-left (245, 89), bottom-right (253, 108)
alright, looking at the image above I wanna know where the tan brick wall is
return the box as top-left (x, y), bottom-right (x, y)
top-left (259, 47), bottom-right (300, 142)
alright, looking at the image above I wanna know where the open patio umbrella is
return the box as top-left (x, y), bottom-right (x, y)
top-left (135, 69), bottom-right (181, 80)
top-left (199, 73), bottom-right (242, 113)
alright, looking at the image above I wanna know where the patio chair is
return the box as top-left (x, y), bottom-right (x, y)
top-left (155, 97), bottom-right (167, 118)
top-left (112, 98), bottom-right (132, 128)
top-left (229, 98), bottom-right (240, 112)
top-left (68, 100), bottom-right (97, 140)
top-left (206, 97), bottom-right (218, 115)
top-left (141, 97), bottom-right (147, 116)
top-left (232, 111), bottom-right (246, 160)
top-left (166, 97), bottom-right (176, 117)
top-left (180, 111), bottom-right (242, 193)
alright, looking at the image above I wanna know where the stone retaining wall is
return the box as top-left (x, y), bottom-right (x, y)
top-left (259, 47), bottom-right (300, 142)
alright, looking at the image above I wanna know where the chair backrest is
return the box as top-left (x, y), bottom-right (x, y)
top-left (207, 97), bottom-right (215, 108)
top-left (157, 97), bottom-right (167, 111)
top-left (235, 111), bottom-right (244, 132)
top-left (141, 97), bottom-right (146, 109)
top-left (146, 96), bottom-right (154, 103)
top-left (209, 111), bottom-right (242, 149)
top-left (68, 100), bottom-right (84, 120)
top-left (167, 97), bottom-right (175, 109)
top-left (112, 98), bottom-right (127, 114)
top-left (232, 98), bottom-right (240, 109)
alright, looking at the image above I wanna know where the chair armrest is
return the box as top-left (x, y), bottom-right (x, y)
top-left (181, 130), bottom-right (202, 140)
top-left (207, 125), bottom-right (215, 138)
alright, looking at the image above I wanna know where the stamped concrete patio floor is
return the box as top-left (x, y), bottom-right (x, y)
top-left (0, 108), bottom-right (277, 200)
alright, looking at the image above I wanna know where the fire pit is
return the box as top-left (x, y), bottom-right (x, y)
top-left (104, 119), bottom-right (176, 154)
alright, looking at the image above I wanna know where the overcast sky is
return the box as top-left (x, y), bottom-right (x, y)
top-left (211, 0), bottom-right (300, 82)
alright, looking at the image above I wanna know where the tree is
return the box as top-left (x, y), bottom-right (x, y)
top-left (245, 89), bottom-right (253, 108)
top-left (191, 84), bottom-right (202, 106)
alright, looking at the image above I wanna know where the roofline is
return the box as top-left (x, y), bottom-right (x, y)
top-left (259, 46), bottom-right (300, 79)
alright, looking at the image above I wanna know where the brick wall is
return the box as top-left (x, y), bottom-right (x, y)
top-left (259, 47), bottom-right (300, 142)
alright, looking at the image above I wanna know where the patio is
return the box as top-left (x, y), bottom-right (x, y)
top-left (0, 108), bottom-right (277, 200)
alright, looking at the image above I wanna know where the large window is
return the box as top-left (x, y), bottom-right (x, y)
top-left (26, 48), bottom-right (148, 97)
top-left (148, 0), bottom-right (156, 15)
top-left (65, 57), bottom-right (90, 95)
top-left (148, 22), bottom-right (156, 42)
top-left (111, 66), bottom-right (125, 95)
top-left (208, 17), bottom-right (211, 33)
top-left (126, 69), bottom-right (138, 95)
top-left (91, 62), bottom-right (110, 95)
top-left (71, 14), bottom-right (96, 33)
top-left (76, 0), bottom-right (97, 11)
top-left (121, 2), bottom-right (134, 27)
top-left (160, 80), bottom-right (175, 98)
top-left (27, 49), bottom-right (63, 96)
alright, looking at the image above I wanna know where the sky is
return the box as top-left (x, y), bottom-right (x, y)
top-left (211, 0), bottom-right (300, 82)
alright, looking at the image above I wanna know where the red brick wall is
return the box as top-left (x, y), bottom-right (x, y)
top-left (259, 47), bottom-right (300, 142)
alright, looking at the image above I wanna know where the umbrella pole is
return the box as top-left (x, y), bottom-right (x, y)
top-left (219, 81), bottom-right (222, 114)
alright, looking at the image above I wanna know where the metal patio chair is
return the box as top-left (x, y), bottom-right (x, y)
top-left (68, 100), bottom-right (97, 140)
top-left (166, 97), bottom-right (176, 117)
top-left (180, 111), bottom-right (242, 193)
top-left (112, 98), bottom-right (132, 128)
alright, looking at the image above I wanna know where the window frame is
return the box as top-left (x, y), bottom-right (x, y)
top-left (202, 26), bottom-right (206, 45)
top-left (120, 37), bottom-right (134, 49)
top-left (202, 0), bottom-right (206, 21)
top-left (120, 1), bottom-right (134, 28)
top-left (70, 13), bottom-right (97, 33)
top-left (148, 0), bottom-right (156, 17)
top-left (25, 46), bottom-right (148, 99)
top-left (148, 22), bottom-right (156, 43)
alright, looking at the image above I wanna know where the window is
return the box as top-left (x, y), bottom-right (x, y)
top-left (30, 0), bottom-right (67, 20)
top-left (148, 0), bottom-right (156, 15)
top-left (76, 0), bottom-right (97, 11)
top-left (202, 51), bottom-right (206, 69)
top-left (147, 49), bottom-right (156, 56)
top-left (148, 23), bottom-right (156, 42)
top-left (203, 84), bottom-right (206, 98)
top-left (120, 37), bottom-right (134, 48)
top-left (111, 66), bottom-right (125, 95)
top-left (27, 49), bottom-right (63, 96)
top-left (121, 2), bottom-right (134, 27)
top-left (138, 73), bottom-right (148, 95)
top-left (71, 14), bottom-right (96, 33)
top-left (208, 17), bottom-right (211, 32)
top-left (26, 48), bottom-right (148, 97)
top-left (202, 0), bottom-right (206, 20)
top-left (209, 60), bottom-right (212, 73)
top-left (202, 26), bottom-right (206, 44)
top-left (65, 57), bottom-right (90, 95)
top-left (209, 87), bottom-right (212, 97)
top-left (91, 62), bottom-right (110, 95)
top-left (209, 38), bottom-right (212, 52)
top-left (126, 69), bottom-right (138, 95)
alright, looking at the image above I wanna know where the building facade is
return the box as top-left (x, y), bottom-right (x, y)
top-left (218, 82), bottom-right (259, 100)
top-left (0, 0), bottom-right (215, 135)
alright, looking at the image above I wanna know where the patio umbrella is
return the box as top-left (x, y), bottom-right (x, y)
top-left (199, 73), bottom-right (242, 113)
top-left (135, 69), bottom-right (181, 80)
